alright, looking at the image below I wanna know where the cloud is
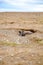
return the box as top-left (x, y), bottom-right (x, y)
top-left (3, 0), bottom-right (43, 6)
top-left (0, 8), bottom-right (17, 12)
top-left (33, 5), bottom-right (43, 12)
top-left (2, 0), bottom-right (28, 7)
top-left (0, 0), bottom-right (43, 12)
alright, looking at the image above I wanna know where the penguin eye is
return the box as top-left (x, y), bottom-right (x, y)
top-left (19, 31), bottom-right (21, 33)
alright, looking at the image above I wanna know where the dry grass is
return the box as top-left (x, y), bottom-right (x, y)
top-left (0, 41), bottom-right (19, 46)
top-left (0, 12), bottom-right (43, 24)
top-left (0, 12), bottom-right (43, 65)
top-left (35, 39), bottom-right (43, 45)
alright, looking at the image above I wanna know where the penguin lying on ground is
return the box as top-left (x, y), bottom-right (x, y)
top-left (19, 29), bottom-right (37, 36)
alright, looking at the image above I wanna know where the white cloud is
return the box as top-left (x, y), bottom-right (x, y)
top-left (33, 5), bottom-right (43, 12)
top-left (3, 0), bottom-right (43, 5)
top-left (0, 5), bottom-right (43, 12)
top-left (0, 0), bottom-right (43, 12)
top-left (3, 0), bottom-right (43, 6)
top-left (0, 8), bottom-right (17, 12)
top-left (2, 0), bottom-right (27, 6)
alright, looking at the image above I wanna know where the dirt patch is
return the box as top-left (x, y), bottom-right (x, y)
top-left (0, 12), bottom-right (43, 65)
top-left (0, 44), bottom-right (43, 65)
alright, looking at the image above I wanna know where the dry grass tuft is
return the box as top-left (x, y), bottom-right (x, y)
top-left (0, 41), bottom-right (19, 46)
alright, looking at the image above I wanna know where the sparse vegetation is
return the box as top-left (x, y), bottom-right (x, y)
top-left (0, 12), bottom-right (43, 65)
top-left (36, 39), bottom-right (43, 45)
top-left (0, 41), bottom-right (19, 46)
top-left (32, 37), bottom-right (43, 45)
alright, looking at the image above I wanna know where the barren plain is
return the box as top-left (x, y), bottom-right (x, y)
top-left (0, 12), bottom-right (43, 65)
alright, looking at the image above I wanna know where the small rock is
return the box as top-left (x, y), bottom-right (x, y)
top-left (0, 56), bottom-right (3, 61)
top-left (31, 54), bottom-right (34, 57)
top-left (6, 39), bottom-right (9, 42)
top-left (38, 61), bottom-right (41, 64)
top-left (11, 54), bottom-right (14, 57)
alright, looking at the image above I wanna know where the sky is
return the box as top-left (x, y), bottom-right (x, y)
top-left (0, 0), bottom-right (43, 12)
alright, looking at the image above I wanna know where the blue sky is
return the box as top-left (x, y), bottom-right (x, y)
top-left (0, 0), bottom-right (43, 12)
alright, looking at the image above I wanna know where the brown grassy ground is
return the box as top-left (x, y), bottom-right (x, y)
top-left (0, 12), bottom-right (43, 65)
